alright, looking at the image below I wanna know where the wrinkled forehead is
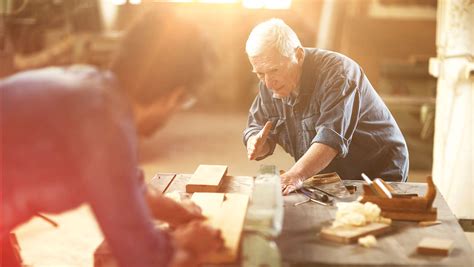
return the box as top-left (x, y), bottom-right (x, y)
top-left (249, 48), bottom-right (290, 73)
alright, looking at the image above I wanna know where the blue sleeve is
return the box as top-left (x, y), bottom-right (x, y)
top-left (0, 67), bottom-right (175, 267)
top-left (312, 78), bottom-right (360, 158)
top-left (80, 92), bottom-right (174, 267)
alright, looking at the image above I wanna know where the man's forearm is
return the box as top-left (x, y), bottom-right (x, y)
top-left (286, 142), bottom-right (338, 179)
top-left (145, 189), bottom-right (176, 219)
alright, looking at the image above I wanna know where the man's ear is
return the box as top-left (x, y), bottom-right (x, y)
top-left (295, 47), bottom-right (305, 64)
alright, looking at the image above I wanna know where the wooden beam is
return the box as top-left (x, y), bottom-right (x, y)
top-left (186, 165), bottom-right (227, 193)
top-left (191, 193), bottom-right (249, 264)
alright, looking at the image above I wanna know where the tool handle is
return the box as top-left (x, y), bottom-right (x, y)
top-left (312, 190), bottom-right (329, 202)
top-left (373, 178), bottom-right (392, 199)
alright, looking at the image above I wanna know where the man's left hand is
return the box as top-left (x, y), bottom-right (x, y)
top-left (280, 172), bottom-right (304, 195)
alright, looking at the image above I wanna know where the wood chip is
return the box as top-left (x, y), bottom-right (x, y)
top-left (418, 220), bottom-right (441, 227)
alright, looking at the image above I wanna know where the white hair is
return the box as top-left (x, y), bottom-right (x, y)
top-left (246, 18), bottom-right (302, 61)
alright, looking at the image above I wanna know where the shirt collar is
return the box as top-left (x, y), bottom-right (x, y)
top-left (272, 82), bottom-right (301, 105)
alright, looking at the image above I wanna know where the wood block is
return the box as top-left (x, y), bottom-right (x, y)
top-left (417, 237), bottom-right (453, 256)
top-left (381, 208), bottom-right (437, 222)
top-left (191, 192), bottom-right (249, 264)
top-left (320, 223), bottom-right (391, 244)
top-left (186, 165), bottom-right (228, 193)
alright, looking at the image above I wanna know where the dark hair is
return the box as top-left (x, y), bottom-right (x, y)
top-left (110, 9), bottom-right (210, 106)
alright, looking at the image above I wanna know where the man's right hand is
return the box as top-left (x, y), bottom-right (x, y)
top-left (170, 221), bottom-right (224, 267)
top-left (247, 121), bottom-right (272, 160)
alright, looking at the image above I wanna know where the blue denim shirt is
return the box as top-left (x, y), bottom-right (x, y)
top-left (244, 48), bottom-right (409, 181)
top-left (1, 66), bottom-right (173, 267)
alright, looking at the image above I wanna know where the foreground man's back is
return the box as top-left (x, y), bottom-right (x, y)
top-left (1, 65), bottom-right (174, 267)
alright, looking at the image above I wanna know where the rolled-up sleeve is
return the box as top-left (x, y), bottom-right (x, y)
top-left (243, 94), bottom-right (277, 160)
top-left (312, 78), bottom-right (360, 158)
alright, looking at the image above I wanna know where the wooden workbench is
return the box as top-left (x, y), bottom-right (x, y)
top-left (94, 174), bottom-right (473, 267)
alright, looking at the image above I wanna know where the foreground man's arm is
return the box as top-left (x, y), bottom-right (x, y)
top-left (76, 88), bottom-right (222, 267)
top-left (146, 188), bottom-right (205, 227)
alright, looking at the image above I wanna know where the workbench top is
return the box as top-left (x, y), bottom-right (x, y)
top-left (94, 174), bottom-right (473, 267)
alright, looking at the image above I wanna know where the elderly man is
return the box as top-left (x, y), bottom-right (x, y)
top-left (243, 18), bottom-right (409, 195)
top-left (1, 10), bottom-right (221, 267)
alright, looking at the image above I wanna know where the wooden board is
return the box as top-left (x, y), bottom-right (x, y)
top-left (381, 208), bottom-right (437, 222)
top-left (95, 177), bottom-right (474, 267)
top-left (191, 192), bottom-right (249, 264)
top-left (320, 223), bottom-right (391, 244)
top-left (148, 173), bottom-right (176, 193)
top-left (417, 237), bottom-right (454, 256)
top-left (186, 165), bottom-right (228, 193)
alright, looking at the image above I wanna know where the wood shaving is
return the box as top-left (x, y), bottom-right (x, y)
top-left (358, 235), bottom-right (377, 248)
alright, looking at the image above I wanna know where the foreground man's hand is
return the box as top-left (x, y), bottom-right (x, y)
top-left (146, 189), bottom-right (205, 227)
top-left (171, 221), bottom-right (224, 267)
top-left (167, 199), bottom-right (205, 227)
top-left (247, 121), bottom-right (273, 160)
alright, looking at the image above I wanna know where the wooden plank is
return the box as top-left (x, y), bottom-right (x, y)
top-left (191, 193), bottom-right (249, 264)
top-left (191, 193), bottom-right (224, 219)
top-left (417, 237), bottom-right (454, 256)
top-left (381, 209), bottom-right (437, 222)
top-left (165, 174), bottom-right (190, 193)
top-left (186, 165), bottom-right (228, 193)
top-left (320, 223), bottom-right (391, 244)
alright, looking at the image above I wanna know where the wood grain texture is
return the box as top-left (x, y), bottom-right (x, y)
top-left (186, 165), bottom-right (228, 193)
top-left (148, 173), bottom-right (176, 193)
top-left (381, 209), bottom-right (437, 222)
top-left (360, 176), bottom-right (438, 222)
top-left (320, 223), bottom-right (391, 244)
top-left (191, 193), bottom-right (249, 264)
top-left (95, 177), bottom-right (473, 267)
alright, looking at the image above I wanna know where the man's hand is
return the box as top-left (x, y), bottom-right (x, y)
top-left (247, 121), bottom-right (272, 160)
top-left (165, 198), bottom-right (205, 227)
top-left (170, 221), bottom-right (224, 267)
top-left (280, 143), bottom-right (338, 195)
top-left (146, 189), bottom-right (205, 227)
top-left (280, 171), bottom-right (304, 195)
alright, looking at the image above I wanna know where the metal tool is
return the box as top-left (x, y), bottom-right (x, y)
top-left (301, 187), bottom-right (330, 202)
top-left (298, 188), bottom-right (330, 206)
top-left (294, 198), bottom-right (311, 206)
top-left (310, 185), bottom-right (340, 199)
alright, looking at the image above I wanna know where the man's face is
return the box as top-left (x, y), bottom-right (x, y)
top-left (249, 48), bottom-right (302, 98)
